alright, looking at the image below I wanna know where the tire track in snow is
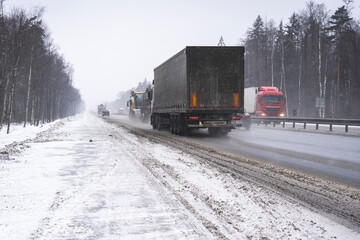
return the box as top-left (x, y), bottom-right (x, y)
top-left (105, 116), bottom-right (360, 234)
top-left (106, 124), bottom-right (227, 239)
top-left (29, 114), bottom-right (210, 239)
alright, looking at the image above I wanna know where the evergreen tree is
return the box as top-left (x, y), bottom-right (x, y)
top-left (241, 1), bottom-right (360, 119)
top-left (245, 16), bottom-right (266, 87)
top-left (285, 13), bottom-right (302, 116)
top-left (327, 5), bottom-right (358, 118)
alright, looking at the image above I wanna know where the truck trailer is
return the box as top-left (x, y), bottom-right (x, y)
top-left (151, 46), bottom-right (245, 136)
top-left (244, 86), bottom-right (286, 117)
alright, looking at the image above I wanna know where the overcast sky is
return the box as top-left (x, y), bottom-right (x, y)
top-left (5, 0), bottom-right (360, 109)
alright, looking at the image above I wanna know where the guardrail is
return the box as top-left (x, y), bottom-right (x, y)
top-left (251, 117), bottom-right (360, 133)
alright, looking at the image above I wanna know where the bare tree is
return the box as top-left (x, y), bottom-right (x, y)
top-left (0, 7), bottom-right (83, 132)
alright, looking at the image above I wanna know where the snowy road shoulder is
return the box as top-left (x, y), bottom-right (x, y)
top-left (119, 128), bottom-right (360, 239)
top-left (1, 113), bottom-right (360, 239)
top-left (0, 114), bottom-right (209, 239)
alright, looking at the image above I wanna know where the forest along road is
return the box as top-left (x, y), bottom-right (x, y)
top-left (110, 115), bottom-right (360, 189)
top-left (2, 113), bottom-right (360, 239)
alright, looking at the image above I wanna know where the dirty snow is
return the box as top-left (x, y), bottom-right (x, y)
top-left (0, 113), bottom-right (359, 239)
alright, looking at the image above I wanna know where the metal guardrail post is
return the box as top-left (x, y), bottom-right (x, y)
top-left (345, 125), bottom-right (348, 133)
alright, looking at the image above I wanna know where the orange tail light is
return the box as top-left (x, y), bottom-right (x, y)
top-left (192, 94), bottom-right (197, 108)
top-left (233, 93), bottom-right (239, 108)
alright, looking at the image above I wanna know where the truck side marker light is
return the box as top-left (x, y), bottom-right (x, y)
top-left (192, 94), bottom-right (197, 108)
top-left (234, 93), bottom-right (239, 108)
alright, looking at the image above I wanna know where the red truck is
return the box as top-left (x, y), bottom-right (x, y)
top-left (244, 87), bottom-right (286, 117)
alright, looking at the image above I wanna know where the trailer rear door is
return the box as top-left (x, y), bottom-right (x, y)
top-left (187, 47), bottom-right (244, 110)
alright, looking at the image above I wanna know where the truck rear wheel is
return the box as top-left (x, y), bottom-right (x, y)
top-left (169, 114), bottom-right (186, 135)
top-left (151, 115), bottom-right (156, 129)
top-left (173, 115), bottom-right (178, 135)
top-left (170, 115), bottom-right (175, 134)
top-left (156, 116), bottom-right (161, 131)
top-left (178, 115), bottom-right (186, 136)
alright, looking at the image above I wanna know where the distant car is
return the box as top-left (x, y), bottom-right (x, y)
top-left (232, 109), bottom-right (251, 129)
top-left (118, 108), bottom-right (126, 115)
top-left (102, 109), bottom-right (110, 117)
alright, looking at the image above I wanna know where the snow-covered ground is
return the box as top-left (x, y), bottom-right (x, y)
top-left (0, 113), bottom-right (359, 239)
top-left (0, 121), bottom-right (58, 148)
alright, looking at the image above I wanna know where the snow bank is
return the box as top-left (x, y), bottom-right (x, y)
top-left (0, 122), bottom-right (57, 149)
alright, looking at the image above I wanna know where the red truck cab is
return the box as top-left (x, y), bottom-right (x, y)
top-left (255, 87), bottom-right (286, 117)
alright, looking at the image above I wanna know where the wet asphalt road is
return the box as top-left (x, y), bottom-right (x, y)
top-left (112, 115), bottom-right (360, 189)
top-left (190, 127), bottom-right (360, 189)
